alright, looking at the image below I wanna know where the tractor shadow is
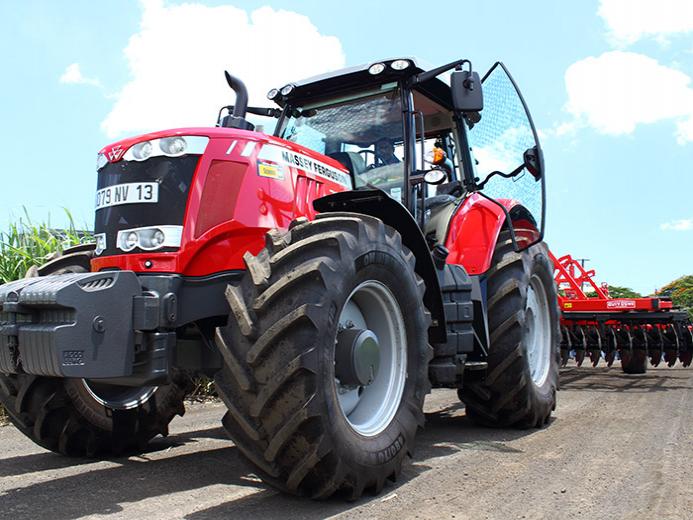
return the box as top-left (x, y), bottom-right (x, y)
top-left (559, 365), bottom-right (693, 393)
top-left (0, 392), bottom-right (545, 520)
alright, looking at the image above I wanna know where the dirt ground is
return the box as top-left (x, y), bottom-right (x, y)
top-left (1, 363), bottom-right (692, 520)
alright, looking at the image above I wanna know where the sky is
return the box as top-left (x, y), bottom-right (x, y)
top-left (0, 0), bottom-right (692, 294)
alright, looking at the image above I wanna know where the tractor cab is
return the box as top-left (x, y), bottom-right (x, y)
top-left (263, 57), bottom-right (545, 253)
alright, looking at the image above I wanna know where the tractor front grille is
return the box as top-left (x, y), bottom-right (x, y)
top-left (94, 155), bottom-right (200, 257)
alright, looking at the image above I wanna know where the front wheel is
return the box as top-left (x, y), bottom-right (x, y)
top-left (214, 213), bottom-right (432, 499)
top-left (458, 231), bottom-right (560, 428)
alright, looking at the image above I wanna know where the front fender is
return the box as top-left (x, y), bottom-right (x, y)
top-left (445, 193), bottom-right (540, 275)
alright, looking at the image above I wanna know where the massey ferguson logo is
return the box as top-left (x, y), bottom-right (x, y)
top-left (107, 145), bottom-right (124, 161)
top-left (607, 300), bottom-right (636, 309)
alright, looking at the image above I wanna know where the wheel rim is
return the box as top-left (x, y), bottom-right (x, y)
top-left (525, 274), bottom-right (552, 387)
top-left (81, 380), bottom-right (157, 410)
top-left (335, 280), bottom-right (407, 437)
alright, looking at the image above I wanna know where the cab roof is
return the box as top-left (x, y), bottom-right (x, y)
top-left (276, 57), bottom-right (454, 110)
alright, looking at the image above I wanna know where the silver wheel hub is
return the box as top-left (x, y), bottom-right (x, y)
top-left (335, 280), bottom-right (407, 437)
top-left (525, 274), bottom-right (552, 387)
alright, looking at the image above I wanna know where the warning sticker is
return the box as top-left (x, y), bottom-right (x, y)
top-left (258, 162), bottom-right (284, 180)
top-left (258, 144), bottom-right (352, 188)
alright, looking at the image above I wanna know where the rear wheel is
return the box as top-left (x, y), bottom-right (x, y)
top-left (214, 213), bottom-right (432, 499)
top-left (621, 327), bottom-right (648, 374)
top-left (0, 245), bottom-right (188, 456)
top-left (458, 231), bottom-right (560, 428)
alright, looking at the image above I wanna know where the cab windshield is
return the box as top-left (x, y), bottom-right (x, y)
top-left (277, 87), bottom-right (405, 202)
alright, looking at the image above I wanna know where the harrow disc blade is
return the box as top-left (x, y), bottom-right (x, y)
top-left (648, 328), bottom-right (664, 367)
top-left (664, 350), bottom-right (678, 367)
top-left (560, 349), bottom-right (570, 367)
top-left (590, 349), bottom-right (601, 367)
top-left (680, 351), bottom-right (693, 368)
top-left (575, 349), bottom-right (585, 367)
top-left (647, 348), bottom-right (662, 367)
top-left (605, 350), bottom-right (616, 367)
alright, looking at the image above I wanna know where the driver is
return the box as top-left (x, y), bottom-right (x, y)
top-left (374, 137), bottom-right (400, 166)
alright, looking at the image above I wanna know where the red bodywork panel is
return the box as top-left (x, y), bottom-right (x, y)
top-left (92, 128), bottom-right (350, 276)
top-left (445, 193), bottom-right (539, 275)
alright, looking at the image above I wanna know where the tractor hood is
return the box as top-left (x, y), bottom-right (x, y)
top-left (92, 127), bottom-right (352, 276)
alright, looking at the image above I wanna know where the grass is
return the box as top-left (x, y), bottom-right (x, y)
top-left (0, 209), bottom-right (92, 284)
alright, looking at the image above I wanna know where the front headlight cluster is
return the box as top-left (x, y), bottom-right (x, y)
top-left (94, 233), bottom-right (107, 255)
top-left (116, 226), bottom-right (183, 252)
top-left (96, 136), bottom-right (209, 170)
top-left (123, 136), bottom-right (209, 163)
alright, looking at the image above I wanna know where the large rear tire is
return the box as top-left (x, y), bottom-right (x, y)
top-left (214, 213), bottom-right (432, 499)
top-left (0, 245), bottom-right (188, 456)
top-left (458, 231), bottom-right (560, 428)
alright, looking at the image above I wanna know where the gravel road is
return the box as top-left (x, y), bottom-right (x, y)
top-left (1, 364), bottom-right (692, 520)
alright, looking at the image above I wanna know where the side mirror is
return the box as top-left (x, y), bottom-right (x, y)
top-left (424, 169), bottom-right (447, 185)
top-left (451, 69), bottom-right (483, 113)
top-left (523, 146), bottom-right (543, 180)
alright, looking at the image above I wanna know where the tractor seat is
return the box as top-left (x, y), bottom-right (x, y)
top-left (328, 152), bottom-right (367, 176)
top-left (423, 194), bottom-right (461, 245)
top-left (425, 194), bottom-right (457, 211)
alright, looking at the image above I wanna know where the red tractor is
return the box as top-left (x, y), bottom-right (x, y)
top-left (0, 58), bottom-right (559, 498)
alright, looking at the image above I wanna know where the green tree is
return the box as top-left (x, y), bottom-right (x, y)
top-left (660, 275), bottom-right (693, 320)
top-left (606, 285), bottom-right (642, 298)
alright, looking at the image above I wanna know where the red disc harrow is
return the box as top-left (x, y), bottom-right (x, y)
top-left (551, 252), bottom-right (692, 372)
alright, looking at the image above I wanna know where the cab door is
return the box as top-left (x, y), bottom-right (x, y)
top-left (467, 62), bottom-right (545, 247)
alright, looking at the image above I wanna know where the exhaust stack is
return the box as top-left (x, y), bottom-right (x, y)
top-left (221, 71), bottom-right (253, 130)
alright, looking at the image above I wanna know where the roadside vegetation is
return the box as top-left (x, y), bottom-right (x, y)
top-left (660, 276), bottom-right (693, 320)
top-left (607, 285), bottom-right (642, 299)
top-left (0, 211), bottom-right (91, 285)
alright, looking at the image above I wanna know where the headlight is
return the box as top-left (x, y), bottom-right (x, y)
top-left (267, 88), bottom-right (279, 100)
top-left (94, 233), bottom-right (107, 255)
top-left (123, 231), bottom-right (139, 251)
top-left (116, 226), bottom-right (183, 252)
top-left (280, 84), bottom-right (295, 96)
top-left (96, 153), bottom-right (108, 171)
top-left (390, 59), bottom-right (410, 71)
top-left (159, 137), bottom-right (187, 156)
top-left (131, 141), bottom-right (153, 161)
top-left (368, 63), bottom-right (386, 75)
top-left (122, 136), bottom-right (209, 162)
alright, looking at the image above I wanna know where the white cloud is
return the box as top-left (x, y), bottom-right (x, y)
top-left (59, 63), bottom-right (101, 87)
top-left (563, 51), bottom-right (693, 143)
top-left (599, 0), bottom-right (693, 46)
top-left (661, 219), bottom-right (693, 231)
top-left (101, 0), bottom-right (345, 138)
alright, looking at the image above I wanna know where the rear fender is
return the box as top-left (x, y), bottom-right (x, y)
top-left (314, 190), bottom-right (446, 343)
top-left (445, 193), bottom-right (540, 275)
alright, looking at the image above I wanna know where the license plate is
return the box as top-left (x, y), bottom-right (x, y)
top-left (95, 182), bottom-right (159, 210)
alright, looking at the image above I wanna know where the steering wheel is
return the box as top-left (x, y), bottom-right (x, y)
top-left (358, 149), bottom-right (377, 167)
